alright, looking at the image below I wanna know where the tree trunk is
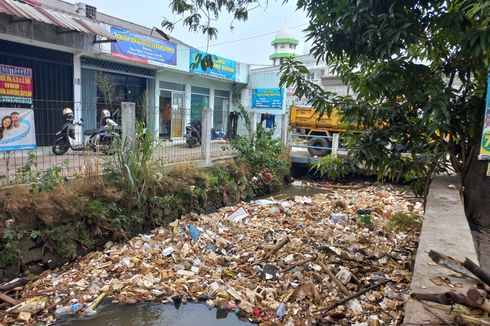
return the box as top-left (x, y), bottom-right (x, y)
top-left (463, 155), bottom-right (490, 228)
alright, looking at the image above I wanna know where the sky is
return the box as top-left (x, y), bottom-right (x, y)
top-left (64, 0), bottom-right (309, 66)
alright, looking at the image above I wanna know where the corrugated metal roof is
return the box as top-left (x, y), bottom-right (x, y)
top-left (0, 0), bottom-right (115, 40)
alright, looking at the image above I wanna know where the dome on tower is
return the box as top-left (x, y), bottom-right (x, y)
top-left (270, 27), bottom-right (299, 66)
top-left (275, 27), bottom-right (296, 40)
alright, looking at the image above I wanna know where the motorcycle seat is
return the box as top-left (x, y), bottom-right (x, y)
top-left (84, 126), bottom-right (108, 136)
top-left (84, 129), bottom-right (97, 136)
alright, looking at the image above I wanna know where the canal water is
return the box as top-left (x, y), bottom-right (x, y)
top-left (55, 184), bottom-right (326, 325)
top-left (253, 183), bottom-right (326, 201)
top-left (56, 302), bottom-right (251, 326)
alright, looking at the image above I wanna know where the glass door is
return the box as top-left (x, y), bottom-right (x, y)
top-left (191, 94), bottom-right (209, 122)
top-left (171, 92), bottom-right (184, 138)
top-left (159, 90), bottom-right (172, 139)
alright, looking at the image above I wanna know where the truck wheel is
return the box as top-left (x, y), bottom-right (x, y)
top-left (307, 137), bottom-right (332, 157)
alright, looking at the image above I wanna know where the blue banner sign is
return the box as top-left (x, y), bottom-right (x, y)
top-left (189, 49), bottom-right (236, 81)
top-left (252, 88), bottom-right (283, 109)
top-left (111, 26), bottom-right (177, 66)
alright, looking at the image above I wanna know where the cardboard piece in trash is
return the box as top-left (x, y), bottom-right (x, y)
top-left (225, 205), bottom-right (250, 223)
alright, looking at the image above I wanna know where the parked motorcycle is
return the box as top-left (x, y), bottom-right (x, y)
top-left (185, 120), bottom-right (202, 148)
top-left (52, 108), bottom-right (119, 155)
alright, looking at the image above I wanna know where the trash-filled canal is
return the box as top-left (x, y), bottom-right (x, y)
top-left (57, 184), bottom-right (322, 326)
top-left (56, 301), bottom-right (250, 326)
top-left (6, 181), bottom-right (423, 325)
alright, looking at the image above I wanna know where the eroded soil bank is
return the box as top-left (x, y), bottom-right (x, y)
top-left (0, 162), bottom-right (284, 281)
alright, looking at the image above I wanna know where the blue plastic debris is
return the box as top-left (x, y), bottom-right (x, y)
top-left (188, 224), bottom-right (200, 242)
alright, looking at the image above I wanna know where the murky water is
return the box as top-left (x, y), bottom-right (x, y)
top-left (55, 302), bottom-right (251, 326)
top-left (56, 184), bottom-right (324, 325)
top-left (254, 184), bottom-right (326, 201)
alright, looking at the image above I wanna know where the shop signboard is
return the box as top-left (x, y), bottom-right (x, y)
top-left (251, 88), bottom-right (283, 109)
top-left (479, 72), bottom-right (490, 160)
top-left (0, 64), bottom-right (33, 105)
top-left (111, 26), bottom-right (177, 66)
top-left (189, 49), bottom-right (236, 81)
top-left (0, 108), bottom-right (36, 151)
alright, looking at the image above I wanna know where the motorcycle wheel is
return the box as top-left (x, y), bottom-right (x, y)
top-left (101, 145), bottom-right (115, 155)
top-left (186, 137), bottom-right (198, 148)
top-left (52, 141), bottom-right (69, 155)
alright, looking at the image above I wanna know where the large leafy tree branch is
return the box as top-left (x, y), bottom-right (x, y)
top-left (165, 0), bottom-right (490, 224)
top-left (282, 1), bottom-right (489, 197)
top-left (163, 0), bottom-right (268, 69)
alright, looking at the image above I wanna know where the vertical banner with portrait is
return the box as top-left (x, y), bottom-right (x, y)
top-left (0, 108), bottom-right (36, 151)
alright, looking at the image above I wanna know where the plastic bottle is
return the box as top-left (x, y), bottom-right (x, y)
top-left (55, 303), bottom-right (84, 317)
top-left (275, 302), bottom-right (286, 319)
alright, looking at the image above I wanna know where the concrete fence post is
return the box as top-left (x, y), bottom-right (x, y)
top-left (201, 107), bottom-right (212, 166)
top-left (121, 102), bottom-right (136, 146)
top-left (332, 133), bottom-right (340, 157)
top-left (249, 111), bottom-right (257, 141)
top-left (73, 54), bottom-right (82, 144)
top-left (281, 113), bottom-right (288, 146)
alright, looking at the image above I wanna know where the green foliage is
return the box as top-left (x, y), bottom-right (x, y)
top-left (311, 156), bottom-right (352, 181)
top-left (84, 200), bottom-right (113, 223)
top-left (111, 211), bottom-right (143, 233)
top-left (29, 230), bottom-right (41, 240)
top-left (162, 0), bottom-right (253, 39)
top-left (150, 194), bottom-right (181, 224)
top-left (97, 72), bottom-right (117, 111)
top-left (42, 226), bottom-right (76, 259)
top-left (190, 53), bottom-right (218, 71)
top-left (106, 121), bottom-right (161, 206)
top-left (0, 228), bottom-right (22, 265)
top-left (31, 161), bottom-right (68, 192)
top-left (9, 152), bottom-right (67, 190)
top-left (386, 212), bottom-right (423, 232)
top-left (2, 228), bottom-right (23, 242)
top-left (81, 199), bottom-right (142, 236)
top-left (1, 242), bottom-right (21, 266)
top-left (277, 0), bottom-right (490, 200)
top-left (231, 102), bottom-right (290, 181)
top-left (14, 150), bottom-right (37, 181)
top-left (75, 222), bottom-right (95, 250)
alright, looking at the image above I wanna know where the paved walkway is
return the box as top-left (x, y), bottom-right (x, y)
top-left (404, 176), bottom-right (478, 324)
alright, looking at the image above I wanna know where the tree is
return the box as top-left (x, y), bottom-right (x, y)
top-left (279, 0), bottom-right (490, 226)
top-left (164, 0), bottom-right (490, 226)
top-left (162, 0), bottom-right (267, 69)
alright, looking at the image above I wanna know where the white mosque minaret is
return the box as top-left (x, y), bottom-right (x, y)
top-left (269, 27), bottom-right (299, 66)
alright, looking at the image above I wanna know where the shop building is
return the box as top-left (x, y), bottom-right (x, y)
top-left (0, 0), bottom-right (249, 148)
top-left (245, 27), bottom-right (350, 141)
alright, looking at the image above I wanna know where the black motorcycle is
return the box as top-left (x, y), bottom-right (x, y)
top-left (185, 120), bottom-right (202, 148)
top-left (52, 115), bottom-right (119, 155)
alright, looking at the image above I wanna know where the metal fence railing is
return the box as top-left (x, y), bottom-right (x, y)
top-left (0, 100), bottom-right (249, 185)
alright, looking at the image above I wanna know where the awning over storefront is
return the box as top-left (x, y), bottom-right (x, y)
top-left (0, 0), bottom-right (115, 41)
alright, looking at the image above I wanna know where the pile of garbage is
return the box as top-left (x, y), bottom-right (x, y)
top-left (0, 183), bottom-right (423, 325)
